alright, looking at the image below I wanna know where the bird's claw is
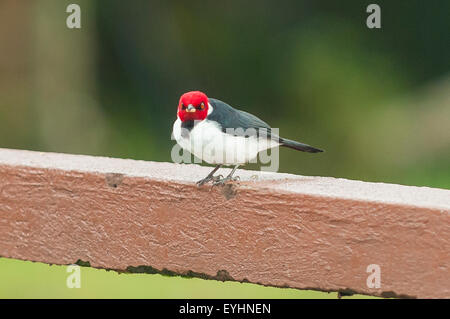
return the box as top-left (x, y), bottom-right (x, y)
top-left (196, 178), bottom-right (209, 187)
top-left (212, 175), bottom-right (240, 186)
top-left (212, 174), bottom-right (224, 182)
top-left (196, 174), bottom-right (223, 187)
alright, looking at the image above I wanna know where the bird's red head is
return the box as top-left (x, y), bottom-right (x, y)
top-left (177, 91), bottom-right (209, 122)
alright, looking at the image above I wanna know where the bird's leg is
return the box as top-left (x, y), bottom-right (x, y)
top-left (196, 165), bottom-right (222, 186)
top-left (227, 165), bottom-right (240, 181)
top-left (213, 165), bottom-right (240, 185)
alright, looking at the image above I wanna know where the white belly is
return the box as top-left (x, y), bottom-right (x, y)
top-left (172, 118), bottom-right (279, 165)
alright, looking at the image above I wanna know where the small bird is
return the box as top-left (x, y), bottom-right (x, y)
top-left (172, 91), bottom-right (323, 186)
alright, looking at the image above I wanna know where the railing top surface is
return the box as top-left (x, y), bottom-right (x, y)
top-left (0, 148), bottom-right (449, 210)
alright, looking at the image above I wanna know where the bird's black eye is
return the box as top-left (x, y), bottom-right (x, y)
top-left (181, 103), bottom-right (186, 109)
top-left (199, 102), bottom-right (205, 110)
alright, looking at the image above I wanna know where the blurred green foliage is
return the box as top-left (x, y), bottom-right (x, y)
top-left (1, 0), bottom-right (449, 187)
top-left (0, 258), bottom-right (377, 299)
top-left (0, 0), bottom-right (448, 298)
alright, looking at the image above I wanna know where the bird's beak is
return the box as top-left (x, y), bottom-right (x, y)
top-left (186, 104), bottom-right (196, 112)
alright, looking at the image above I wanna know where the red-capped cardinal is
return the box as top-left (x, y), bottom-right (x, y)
top-left (172, 91), bottom-right (323, 186)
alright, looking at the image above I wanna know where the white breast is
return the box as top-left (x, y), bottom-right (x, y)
top-left (172, 118), bottom-right (279, 166)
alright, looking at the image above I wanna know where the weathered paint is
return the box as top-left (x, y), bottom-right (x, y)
top-left (0, 148), bottom-right (449, 298)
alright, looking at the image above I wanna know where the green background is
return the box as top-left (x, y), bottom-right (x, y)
top-left (0, 258), bottom-right (376, 299)
top-left (0, 0), bottom-right (448, 298)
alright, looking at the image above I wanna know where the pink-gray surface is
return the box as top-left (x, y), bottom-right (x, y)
top-left (0, 148), bottom-right (449, 298)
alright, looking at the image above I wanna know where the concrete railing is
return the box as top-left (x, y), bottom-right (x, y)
top-left (0, 148), bottom-right (449, 298)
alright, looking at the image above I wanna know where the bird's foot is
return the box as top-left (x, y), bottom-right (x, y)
top-left (212, 175), bottom-right (240, 186)
top-left (196, 174), bottom-right (223, 187)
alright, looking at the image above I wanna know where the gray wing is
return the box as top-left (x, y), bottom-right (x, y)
top-left (207, 98), bottom-right (323, 153)
top-left (208, 98), bottom-right (278, 140)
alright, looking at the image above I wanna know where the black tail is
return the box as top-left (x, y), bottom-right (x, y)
top-left (279, 138), bottom-right (324, 153)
